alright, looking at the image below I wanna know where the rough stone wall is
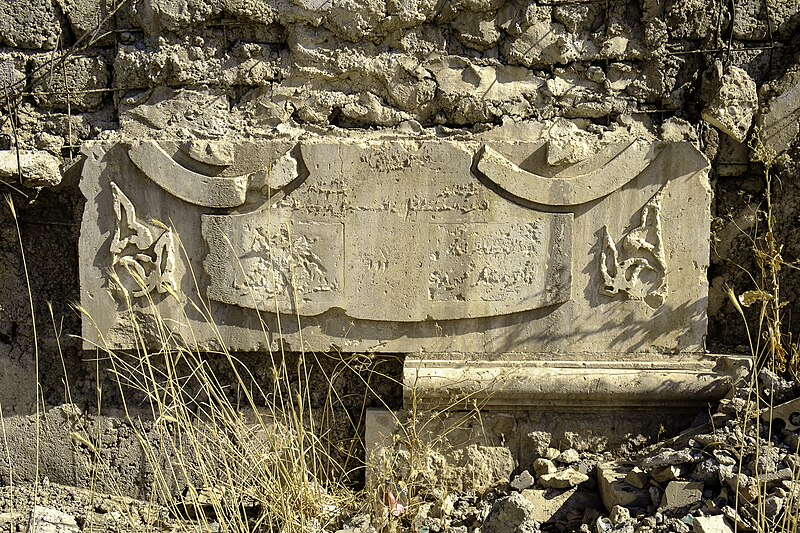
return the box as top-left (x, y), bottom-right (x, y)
top-left (0, 0), bottom-right (799, 488)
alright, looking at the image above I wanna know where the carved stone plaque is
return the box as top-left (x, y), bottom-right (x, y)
top-left (79, 134), bottom-right (711, 357)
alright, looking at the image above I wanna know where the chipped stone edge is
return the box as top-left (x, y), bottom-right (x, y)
top-left (403, 355), bottom-right (752, 410)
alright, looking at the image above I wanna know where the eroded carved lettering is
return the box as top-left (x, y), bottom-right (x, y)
top-left (239, 223), bottom-right (340, 301)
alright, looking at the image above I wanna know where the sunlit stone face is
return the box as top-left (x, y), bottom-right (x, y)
top-left (79, 135), bottom-right (710, 356)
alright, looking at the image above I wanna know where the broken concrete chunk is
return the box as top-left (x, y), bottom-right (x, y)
top-left (660, 481), bottom-right (703, 511)
top-left (543, 448), bottom-right (561, 461)
top-left (597, 462), bottom-right (650, 511)
top-left (718, 465), bottom-right (759, 504)
top-left (522, 488), bottom-right (602, 524)
top-left (556, 448), bottom-right (580, 464)
top-left (624, 467), bottom-right (648, 489)
top-left (640, 448), bottom-right (698, 470)
top-left (651, 464), bottom-right (689, 483)
top-left (482, 492), bottom-right (539, 533)
top-left (758, 368), bottom-right (794, 403)
top-left (510, 470), bottom-right (535, 491)
top-left (755, 467), bottom-right (794, 487)
top-left (693, 515), bottom-right (733, 533)
top-left (0, 150), bottom-right (62, 188)
top-left (534, 458), bottom-right (557, 477)
top-left (526, 431), bottom-right (552, 458)
top-left (521, 488), bottom-right (575, 524)
top-left (458, 445), bottom-right (516, 494)
top-left (26, 506), bottom-right (80, 533)
top-left (538, 468), bottom-right (589, 489)
top-left (610, 505), bottom-right (631, 525)
top-left (701, 65), bottom-right (758, 143)
top-left (690, 459), bottom-right (720, 485)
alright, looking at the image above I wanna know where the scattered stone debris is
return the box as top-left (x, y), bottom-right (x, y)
top-left (357, 374), bottom-right (800, 533)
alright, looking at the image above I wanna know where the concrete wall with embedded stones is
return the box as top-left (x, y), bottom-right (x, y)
top-left (0, 0), bottom-right (799, 493)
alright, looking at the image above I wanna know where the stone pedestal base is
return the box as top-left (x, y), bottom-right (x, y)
top-left (403, 354), bottom-right (750, 410)
top-left (366, 354), bottom-right (750, 496)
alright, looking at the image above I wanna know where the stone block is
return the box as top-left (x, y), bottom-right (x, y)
top-left (702, 65), bottom-right (757, 143)
top-left (522, 488), bottom-right (602, 524)
top-left (114, 42), bottom-right (282, 90)
top-left (0, 150), bottom-right (62, 188)
top-left (56, 0), bottom-right (116, 46)
top-left (451, 10), bottom-right (500, 50)
top-left (79, 133), bottom-right (712, 355)
top-left (651, 465), bottom-right (688, 483)
top-left (510, 470), bottom-right (534, 491)
top-left (538, 468), bottom-right (588, 489)
top-left (75, 127), bottom-right (744, 412)
top-left (693, 515), bottom-right (733, 533)
top-left (134, 0), bottom-right (226, 34)
top-left (0, 0), bottom-right (63, 50)
top-left (534, 458), bottom-right (557, 477)
top-left (660, 481), bottom-right (703, 512)
top-left (597, 461), bottom-right (650, 511)
top-left (483, 492), bottom-right (539, 533)
top-left (426, 55), bottom-right (543, 124)
top-left (504, 21), bottom-right (597, 67)
top-left (27, 506), bottom-right (80, 533)
top-left (625, 467), bottom-right (648, 489)
top-left (756, 68), bottom-right (800, 159)
top-left (31, 53), bottom-right (110, 112)
top-left (641, 448), bottom-right (698, 470)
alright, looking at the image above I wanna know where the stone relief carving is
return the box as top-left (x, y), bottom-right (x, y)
top-left (79, 138), bottom-right (711, 354)
top-left (599, 190), bottom-right (667, 308)
top-left (109, 182), bottom-right (177, 298)
top-left (475, 141), bottom-right (658, 206)
top-left (198, 140), bottom-right (574, 321)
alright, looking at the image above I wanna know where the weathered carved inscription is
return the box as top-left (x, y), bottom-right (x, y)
top-left (79, 135), bottom-right (711, 355)
top-left (203, 213), bottom-right (344, 315)
top-left (202, 141), bottom-right (573, 321)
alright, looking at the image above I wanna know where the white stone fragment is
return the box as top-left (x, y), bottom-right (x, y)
top-left (693, 515), bottom-right (734, 533)
top-left (702, 65), bottom-right (758, 143)
top-left (26, 506), bottom-right (80, 533)
top-left (0, 150), bottom-right (61, 188)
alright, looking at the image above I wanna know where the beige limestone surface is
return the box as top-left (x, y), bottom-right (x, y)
top-left (79, 130), bottom-right (710, 359)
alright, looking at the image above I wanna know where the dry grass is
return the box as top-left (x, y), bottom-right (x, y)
top-left (724, 128), bottom-right (800, 533)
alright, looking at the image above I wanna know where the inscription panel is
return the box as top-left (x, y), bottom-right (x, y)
top-left (79, 136), bottom-right (711, 355)
top-left (204, 212), bottom-right (344, 315)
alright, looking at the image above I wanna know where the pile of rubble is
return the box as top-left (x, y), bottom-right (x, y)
top-left (2, 369), bottom-right (797, 533)
top-left (342, 369), bottom-right (799, 533)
